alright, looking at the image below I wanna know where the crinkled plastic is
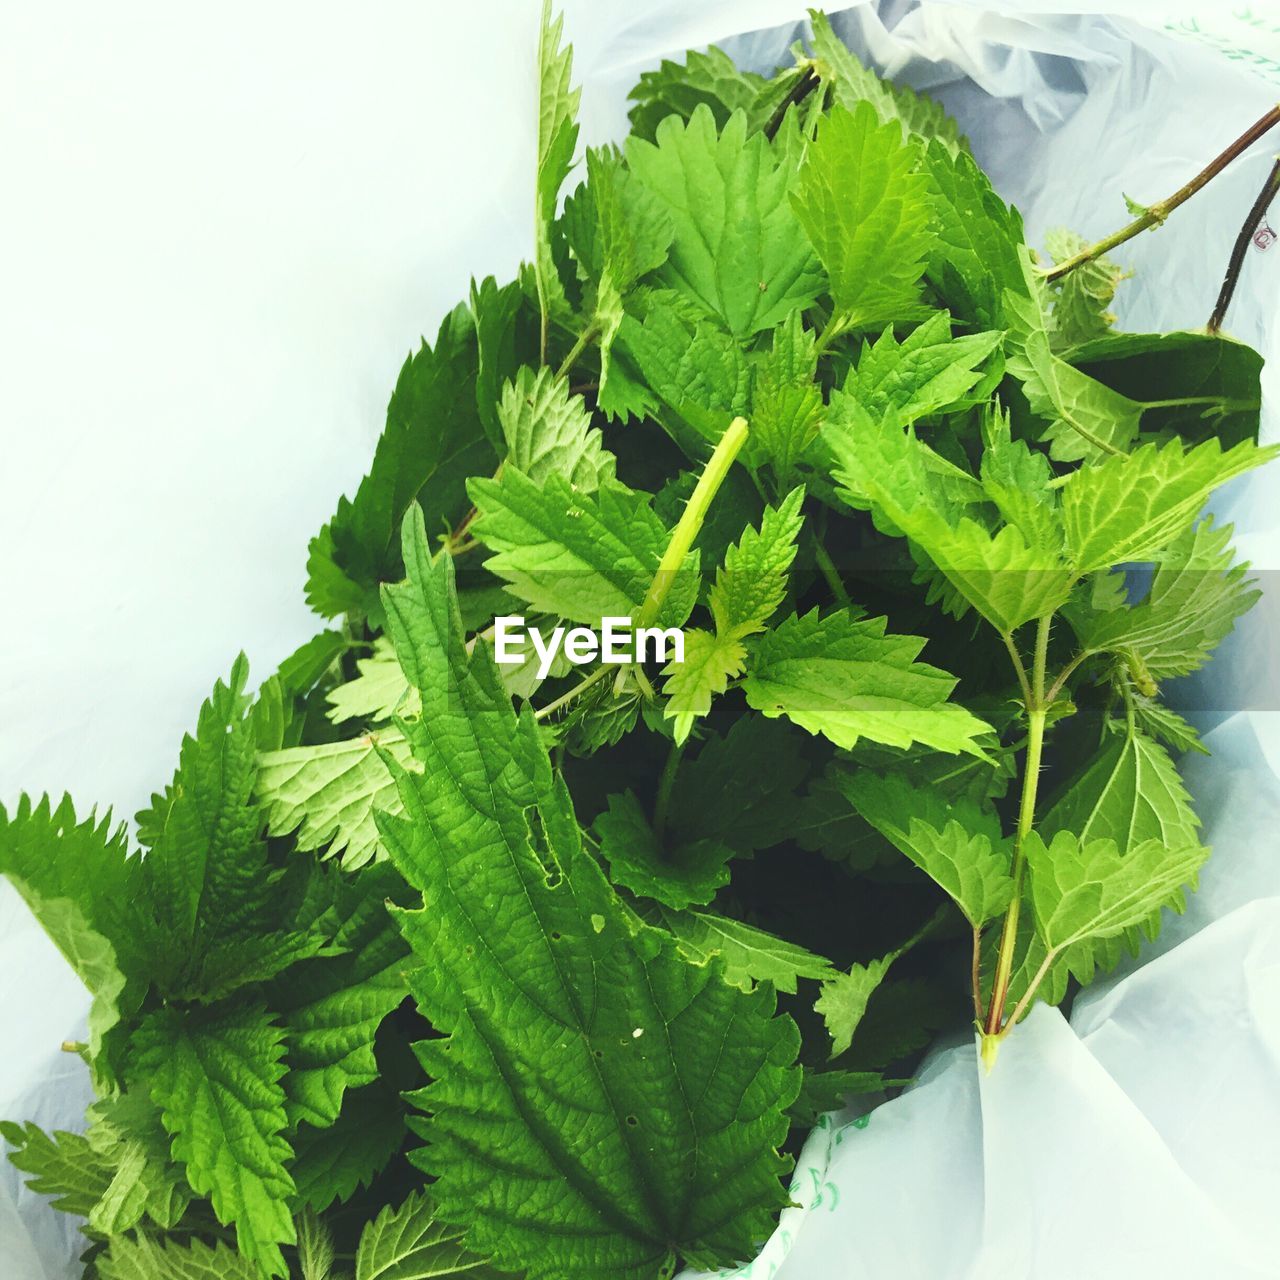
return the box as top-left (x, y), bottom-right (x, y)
top-left (4, 2), bottom-right (1279, 1276)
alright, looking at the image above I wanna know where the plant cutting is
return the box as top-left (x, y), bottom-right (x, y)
top-left (2, 7), bottom-right (1276, 1279)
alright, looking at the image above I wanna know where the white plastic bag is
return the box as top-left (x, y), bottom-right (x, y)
top-left (3, 2), bottom-right (1279, 1276)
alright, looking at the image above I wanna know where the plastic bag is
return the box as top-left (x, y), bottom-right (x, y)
top-left (4, 1), bottom-right (1279, 1275)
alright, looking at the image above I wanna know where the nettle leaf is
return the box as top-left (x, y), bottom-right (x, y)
top-left (1060, 436), bottom-right (1274, 573)
top-left (921, 139), bottom-right (1025, 328)
top-left (743, 609), bottom-right (992, 755)
top-left (307, 305), bottom-right (493, 619)
top-left (663, 488), bottom-right (805, 740)
top-left (1066, 517), bottom-right (1258, 678)
top-left (808, 13), bottom-right (966, 155)
top-left (660, 909), bottom-right (838, 993)
top-left (628, 104), bottom-right (822, 338)
top-left (270, 864), bottom-right (411, 1129)
top-left (290, 1079), bottom-right (406, 1214)
top-left (979, 405), bottom-right (1062, 554)
top-left (750, 311), bottom-right (823, 482)
top-left (594, 789), bottom-right (736, 909)
top-left (136, 1001), bottom-right (296, 1276)
top-left (471, 275), bottom-right (537, 449)
top-left (1026, 830), bottom-right (1208, 957)
top-left (258, 730), bottom-right (416, 870)
top-left (534, 0), bottom-right (580, 333)
top-left (98, 1236), bottom-right (263, 1280)
top-left (498, 365), bottom-right (616, 490)
top-left (791, 100), bottom-right (933, 329)
top-left (0, 795), bottom-right (140, 1074)
top-left (840, 772), bottom-right (1012, 927)
top-left (619, 296), bottom-right (750, 446)
top-left (627, 45), bottom-right (769, 144)
top-left (85, 1094), bottom-right (190, 1234)
top-left (0, 1121), bottom-right (116, 1218)
top-left (826, 410), bottom-right (1073, 631)
top-left (379, 508), bottom-right (799, 1280)
top-left (470, 470), bottom-right (696, 628)
top-left (816, 955), bottom-right (896, 1059)
top-left (355, 1191), bottom-right (506, 1280)
top-left (327, 637), bottom-right (419, 725)
top-left (844, 312), bottom-right (1003, 423)
top-left (1043, 228), bottom-right (1126, 348)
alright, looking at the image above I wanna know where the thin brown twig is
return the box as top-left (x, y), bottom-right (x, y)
top-left (1045, 104), bottom-right (1280, 283)
top-left (1208, 156), bottom-right (1280, 333)
top-left (763, 65), bottom-right (821, 141)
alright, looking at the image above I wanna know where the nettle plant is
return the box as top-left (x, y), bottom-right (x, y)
top-left (2, 7), bottom-right (1275, 1280)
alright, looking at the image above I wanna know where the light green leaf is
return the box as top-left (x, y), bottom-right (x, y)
top-left (470, 470), bottom-right (692, 628)
top-left (627, 45), bottom-right (769, 143)
top-left (628, 105), bottom-right (822, 337)
top-left (498, 365), bottom-right (616, 490)
top-left (356, 1191), bottom-right (505, 1280)
top-left (98, 1236), bottom-right (263, 1280)
top-left (750, 311), bottom-right (823, 483)
top-left (257, 730), bottom-right (416, 870)
top-left (1026, 830), bottom-right (1209, 955)
top-left (791, 101), bottom-right (933, 328)
top-left (1043, 228), bottom-right (1126, 348)
top-left (843, 312), bottom-right (1003, 423)
top-left (0, 1122), bottom-right (115, 1219)
top-left (1065, 517), bottom-right (1258, 678)
top-left (839, 772), bottom-right (1012, 927)
top-left (1061, 436), bottom-right (1274, 573)
top-left (327, 637), bottom-right (419, 725)
top-left (660, 909), bottom-right (838, 993)
top-left (710, 486), bottom-right (805, 639)
top-left (85, 1095), bottom-right (190, 1234)
top-left (379, 507), bottom-right (800, 1280)
top-left (136, 1002), bottom-right (296, 1276)
top-left (660, 627), bottom-right (744, 744)
top-left (809, 13), bottom-right (966, 155)
top-left (743, 609), bottom-right (992, 755)
top-left (534, 0), bottom-right (580, 335)
top-left (815, 956), bottom-right (895, 1058)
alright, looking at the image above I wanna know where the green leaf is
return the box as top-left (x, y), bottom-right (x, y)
top-left (0, 795), bottom-right (139, 1074)
top-left (659, 908), bottom-right (837, 993)
top-left (839, 772), bottom-right (1012, 927)
top-left (815, 956), bottom-right (896, 1058)
top-left (470, 470), bottom-right (690, 627)
top-left (270, 864), bottom-right (411, 1128)
top-left (534, 0), bottom-right (580, 336)
top-left (471, 275), bottom-right (538, 448)
top-left (628, 105), bottom-right (822, 338)
top-left (1060, 436), bottom-right (1274, 574)
top-left (306, 305), bottom-right (493, 619)
top-left (327, 637), bottom-right (419, 725)
top-left (809, 13), bottom-right (966, 155)
top-left (662, 489), bottom-right (804, 740)
top-left (825, 410), bottom-right (1074, 631)
top-left (789, 1068), bottom-right (899, 1125)
top-left (1026, 829), bottom-right (1209, 956)
top-left (791, 101), bottom-right (933, 328)
top-left (920, 140), bottom-right (1026, 328)
top-left (136, 1001), bottom-right (296, 1276)
top-left (1043, 228), bottom-right (1126, 348)
top-left (743, 609), bottom-right (992, 755)
top-left (594, 790), bottom-right (736, 909)
top-left (98, 1236), bottom-right (263, 1280)
top-left (842, 312), bottom-right (1003, 423)
top-left (1065, 517), bottom-right (1258, 678)
top-left (356, 1191), bottom-right (506, 1280)
top-left (257, 729), bottom-right (415, 870)
top-left (750, 311), bottom-right (823, 483)
top-left (627, 45), bottom-right (769, 144)
top-left (0, 1121), bottom-right (116, 1218)
top-left (275, 629), bottom-right (347, 699)
top-left (618, 296), bottom-right (750, 447)
top-left (497, 365), bottom-right (616, 490)
top-left (379, 507), bottom-right (800, 1280)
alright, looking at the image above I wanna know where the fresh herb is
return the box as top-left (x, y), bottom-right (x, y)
top-left (3, 7), bottom-right (1273, 1278)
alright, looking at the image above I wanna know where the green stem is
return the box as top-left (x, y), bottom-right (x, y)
top-left (1140, 395), bottom-right (1258, 413)
top-left (637, 417), bottom-right (750, 628)
top-left (1044, 104), bottom-right (1280, 283)
top-left (555, 322), bottom-right (599, 380)
top-left (982, 614), bottom-right (1052, 1042)
top-left (653, 738), bottom-right (686, 844)
top-left (533, 664), bottom-right (611, 721)
top-left (812, 534), bottom-right (851, 607)
top-left (812, 311), bottom-right (850, 359)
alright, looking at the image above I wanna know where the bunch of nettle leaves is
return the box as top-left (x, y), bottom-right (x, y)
top-left (3, 7), bottom-right (1275, 1280)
